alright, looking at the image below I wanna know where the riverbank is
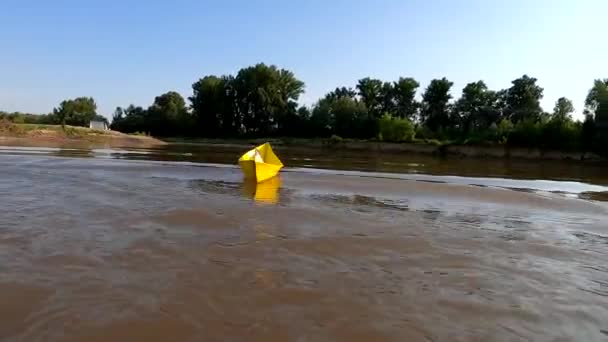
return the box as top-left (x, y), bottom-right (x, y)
top-left (0, 121), bottom-right (602, 163)
top-left (164, 137), bottom-right (604, 162)
top-left (0, 122), bottom-right (166, 148)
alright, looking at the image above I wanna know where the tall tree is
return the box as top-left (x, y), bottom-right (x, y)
top-left (232, 63), bottom-right (304, 135)
top-left (584, 79), bottom-right (608, 118)
top-left (327, 87), bottom-right (356, 100)
top-left (190, 75), bottom-right (236, 136)
top-left (552, 97), bottom-right (574, 122)
top-left (110, 105), bottom-right (147, 133)
top-left (581, 114), bottom-right (596, 151)
top-left (147, 91), bottom-right (188, 136)
top-left (275, 68), bottom-right (305, 134)
top-left (356, 78), bottom-right (383, 119)
top-left (583, 79), bottom-right (608, 153)
top-left (595, 90), bottom-right (608, 142)
top-left (453, 81), bottom-right (500, 132)
top-left (53, 97), bottom-right (98, 127)
top-left (420, 77), bottom-right (453, 131)
top-left (379, 82), bottom-right (395, 115)
top-left (392, 77), bottom-right (419, 119)
top-left (311, 93), bottom-right (370, 138)
top-left (503, 75), bottom-right (544, 123)
top-left (310, 98), bottom-right (333, 137)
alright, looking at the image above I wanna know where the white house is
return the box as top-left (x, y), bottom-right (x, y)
top-left (89, 120), bottom-right (108, 130)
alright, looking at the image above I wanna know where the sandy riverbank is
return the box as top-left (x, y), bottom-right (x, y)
top-left (0, 123), bottom-right (166, 148)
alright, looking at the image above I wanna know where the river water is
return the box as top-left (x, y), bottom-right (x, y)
top-left (1, 144), bottom-right (608, 341)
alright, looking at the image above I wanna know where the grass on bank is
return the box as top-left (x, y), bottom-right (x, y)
top-left (0, 120), bottom-right (135, 139)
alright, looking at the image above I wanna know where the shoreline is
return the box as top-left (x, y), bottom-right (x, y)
top-left (162, 137), bottom-right (605, 162)
top-left (0, 124), bottom-right (603, 163)
top-left (0, 123), bottom-right (166, 149)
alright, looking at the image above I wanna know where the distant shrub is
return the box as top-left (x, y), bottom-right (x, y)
top-left (424, 138), bottom-right (443, 146)
top-left (463, 135), bottom-right (487, 145)
top-left (328, 134), bottom-right (344, 144)
top-left (507, 118), bottom-right (542, 147)
top-left (539, 118), bottom-right (582, 151)
top-left (378, 114), bottom-right (415, 142)
top-left (496, 119), bottom-right (514, 144)
top-left (62, 126), bottom-right (85, 137)
top-left (414, 125), bottom-right (434, 140)
top-left (0, 119), bottom-right (23, 135)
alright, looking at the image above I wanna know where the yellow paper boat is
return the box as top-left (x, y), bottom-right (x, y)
top-left (238, 143), bottom-right (283, 182)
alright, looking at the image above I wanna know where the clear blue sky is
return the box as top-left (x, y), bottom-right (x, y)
top-left (1, 0), bottom-right (605, 120)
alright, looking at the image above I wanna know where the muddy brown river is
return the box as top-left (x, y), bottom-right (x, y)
top-left (1, 144), bottom-right (608, 341)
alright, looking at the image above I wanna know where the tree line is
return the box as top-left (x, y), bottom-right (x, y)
top-left (2, 63), bottom-right (607, 153)
top-left (1, 97), bottom-right (107, 127)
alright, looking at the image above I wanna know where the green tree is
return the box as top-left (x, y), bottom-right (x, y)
top-left (508, 118), bottom-right (542, 147)
top-left (420, 77), bottom-right (453, 131)
top-left (232, 63), bottom-right (304, 135)
top-left (146, 91), bottom-right (188, 136)
top-left (310, 98), bottom-right (333, 136)
top-left (356, 78), bottom-right (383, 119)
top-left (453, 81), bottom-right (500, 132)
top-left (331, 96), bottom-right (370, 138)
top-left (279, 105), bottom-right (313, 137)
top-left (379, 82), bottom-right (395, 115)
top-left (503, 75), bottom-right (544, 123)
top-left (595, 91), bottom-right (608, 150)
top-left (111, 107), bottom-right (125, 129)
top-left (53, 97), bottom-right (98, 127)
top-left (378, 114), bottom-right (414, 142)
top-left (311, 94), bottom-right (370, 138)
top-left (583, 79), bottom-right (608, 154)
top-left (327, 87), bottom-right (356, 100)
top-left (496, 118), bottom-right (514, 143)
top-left (190, 75), bottom-right (236, 136)
top-left (110, 105), bottom-right (148, 133)
top-left (275, 68), bottom-right (306, 135)
top-left (552, 97), bottom-right (574, 122)
top-left (392, 77), bottom-right (419, 119)
top-left (581, 114), bottom-right (596, 151)
top-left (584, 79), bottom-right (608, 117)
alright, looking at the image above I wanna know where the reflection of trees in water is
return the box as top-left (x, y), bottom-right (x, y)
top-left (52, 149), bottom-right (95, 158)
top-left (420, 209), bottom-right (441, 222)
top-left (579, 191), bottom-right (608, 202)
top-left (307, 193), bottom-right (409, 212)
top-left (191, 180), bottom-right (242, 196)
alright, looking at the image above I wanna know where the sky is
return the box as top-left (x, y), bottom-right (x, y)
top-left (1, 0), bottom-right (606, 121)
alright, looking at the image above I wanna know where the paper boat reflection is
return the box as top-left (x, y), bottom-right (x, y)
top-left (242, 176), bottom-right (281, 204)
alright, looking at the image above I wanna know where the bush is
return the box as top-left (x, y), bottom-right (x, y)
top-left (0, 118), bottom-right (13, 130)
top-left (414, 125), bottom-right (434, 140)
top-left (463, 134), bottom-right (488, 145)
top-left (0, 119), bottom-right (23, 135)
top-left (539, 119), bottom-right (582, 150)
top-left (378, 114), bottom-right (415, 142)
top-left (495, 119), bottom-right (514, 143)
top-left (63, 126), bottom-right (82, 137)
top-left (425, 138), bottom-right (443, 146)
top-left (507, 119), bottom-right (542, 147)
top-left (327, 134), bottom-right (344, 145)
